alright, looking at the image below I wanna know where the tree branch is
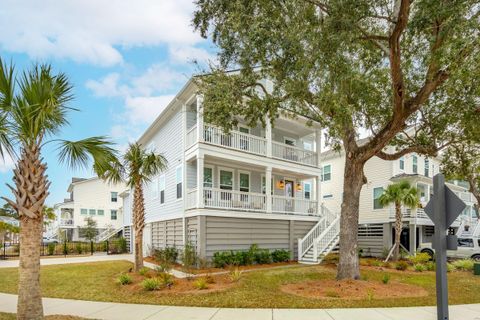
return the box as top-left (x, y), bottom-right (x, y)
top-left (376, 145), bottom-right (438, 161)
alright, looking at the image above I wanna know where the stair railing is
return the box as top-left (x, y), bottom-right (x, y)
top-left (313, 214), bottom-right (341, 261)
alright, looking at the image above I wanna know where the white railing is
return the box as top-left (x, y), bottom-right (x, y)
top-left (272, 196), bottom-right (317, 215)
top-left (203, 125), bottom-right (267, 156)
top-left (203, 188), bottom-right (266, 212)
top-left (186, 125), bottom-right (197, 149)
top-left (272, 141), bottom-right (317, 166)
top-left (59, 218), bottom-right (74, 226)
top-left (97, 226), bottom-right (123, 242)
top-left (297, 206), bottom-right (336, 259)
top-left (312, 214), bottom-right (341, 259)
top-left (186, 188), bottom-right (197, 209)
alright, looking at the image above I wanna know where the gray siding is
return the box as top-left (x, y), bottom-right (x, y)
top-left (293, 220), bottom-right (318, 258)
top-left (357, 224), bottom-right (386, 257)
top-left (151, 218), bottom-right (184, 250)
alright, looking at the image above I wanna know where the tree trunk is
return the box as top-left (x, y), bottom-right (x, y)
top-left (393, 201), bottom-right (402, 261)
top-left (337, 157), bottom-right (366, 280)
top-left (132, 181), bottom-right (146, 272)
top-left (2, 146), bottom-right (49, 320)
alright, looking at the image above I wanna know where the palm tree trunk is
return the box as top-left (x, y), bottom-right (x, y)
top-left (133, 180), bottom-right (145, 272)
top-left (2, 146), bottom-right (49, 320)
top-left (394, 201), bottom-right (402, 261)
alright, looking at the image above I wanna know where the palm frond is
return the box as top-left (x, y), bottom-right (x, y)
top-left (57, 136), bottom-right (118, 171)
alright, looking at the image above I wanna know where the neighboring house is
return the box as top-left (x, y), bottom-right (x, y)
top-left (0, 216), bottom-right (20, 243)
top-left (122, 78), bottom-right (339, 262)
top-left (53, 177), bottom-right (126, 241)
top-left (320, 147), bottom-right (478, 257)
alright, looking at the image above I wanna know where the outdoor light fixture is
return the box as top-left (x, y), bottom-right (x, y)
top-left (276, 179), bottom-right (285, 190)
top-left (295, 182), bottom-right (302, 191)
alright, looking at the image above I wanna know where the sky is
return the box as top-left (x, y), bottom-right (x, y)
top-left (0, 0), bottom-right (216, 206)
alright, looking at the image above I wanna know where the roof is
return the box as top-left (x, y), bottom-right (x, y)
top-left (0, 216), bottom-right (19, 226)
top-left (67, 176), bottom-right (100, 192)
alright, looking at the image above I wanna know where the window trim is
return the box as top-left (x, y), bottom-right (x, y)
top-left (110, 191), bottom-right (118, 202)
top-left (412, 155), bottom-right (418, 174)
top-left (159, 174), bottom-right (166, 204)
top-left (97, 209), bottom-right (104, 216)
top-left (110, 209), bottom-right (118, 220)
top-left (175, 165), bottom-right (183, 200)
top-left (203, 165), bottom-right (214, 189)
top-left (424, 158), bottom-right (430, 177)
top-left (89, 209), bottom-right (96, 215)
top-left (284, 136), bottom-right (297, 146)
top-left (238, 170), bottom-right (251, 193)
top-left (238, 125), bottom-right (250, 134)
top-left (80, 208), bottom-right (88, 215)
top-left (303, 181), bottom-right (312, 200)
top-left (321, 164), bottom-right (332, 182)
top-left (260, 174), bottom-right (274, 195)
top-left (373, 186), bottom-right (384, 210)
top-left (217, 167), bottom-right (235, 191)
top-left (399, 156), bottom-right (405, 171)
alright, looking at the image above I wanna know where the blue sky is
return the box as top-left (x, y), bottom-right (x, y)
top-left (0, 0), bottom-right (215, 206)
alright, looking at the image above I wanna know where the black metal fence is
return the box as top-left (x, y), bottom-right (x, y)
top-left (1, 237), bottom-right (128, 259)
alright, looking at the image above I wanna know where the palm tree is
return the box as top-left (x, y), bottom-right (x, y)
top-left (0, 58), bottom-right (117, 320)
top-left (95, 143), bottom-right (167, 271)
top-left (379, 180), bottom-right (420, 261)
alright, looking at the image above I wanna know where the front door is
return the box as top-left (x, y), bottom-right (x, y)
top-left (285, 180), bottom-right (294, 212)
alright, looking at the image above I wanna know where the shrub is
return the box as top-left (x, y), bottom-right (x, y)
top-left (408, 252), bottom-right (431, 264)
top-left (75, 243), bottom-right (83, 254)
top-left (382, 274), bottom-right (390, 284)
top-left (371, 259), bottom-right (383, 267)
top-left (193, 278), bottom-right (208, 290)
top-left (117, 273), bottom-right (132, 285)
top-left (452, 259), bottom-right (474, 271)
top-left (212, 251), bottom-right (234, 268)
top-left (141, 278), bottom-right (161, 291)
top-left (271, 249), bottom-right (290, 263)
top-left (153, 247), bottom-right (178, 265)
top-left (63, 242), bottom-right (68, 255)
top-left (381, 247), bottom-right (390, 259)
top-left (425, 261), bottom-right (436, 271)
top-left (47, 243), bottom-right (55, 255)
top-left (155, 262), bottom-right (172, 274)
top-left (118, 237), bottom-right (128, 253)
top-left (323, 253), bottom-right (339, 264)
top-left (395, 261), bottom-right (409, 271)
top-left (447, 263), bottom-right (455, 272)
top-left (399, 248), bottom-right (409, 260)
top-left (229, 268), bottom-right (243, 283)
top-left (182, 243), bottom-right (198, 272)
top-left (198, 258), bottom-right (210, 269)
top-left (414, 264), bottom-right (427, 272)
top-left (255, 249), bottom-right (272, 264)
top-left (138, 267), bottom-right (150, 276)
top-left (382, 261), bottom-right (392, 269)
top-left (157, 272), bottom-right (174, 287)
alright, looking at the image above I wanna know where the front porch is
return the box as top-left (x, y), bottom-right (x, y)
top-left (185, 155), bottom-right (321, 216)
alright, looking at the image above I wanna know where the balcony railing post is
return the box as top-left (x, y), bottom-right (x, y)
top-left (266, 116), bottom-right (272, 158)
top-left (196, 95), bottom-right (204, 143)
top-left (266, 167), bottom-right (272, 213)
top-left (197, 155), bottom-right (204, 208)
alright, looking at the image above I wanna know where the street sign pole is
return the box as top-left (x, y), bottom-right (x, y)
top-left (432, 174), bottom-right (448, 320)
top-left (424, 173), bottom-right (466, 320)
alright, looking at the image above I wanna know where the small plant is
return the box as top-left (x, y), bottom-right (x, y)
top-left (325, 290), bottom-right (340, 298)
top-left (138, 267), bottom-right (150, 276)
top-left (155, 262), bottom-right (172, 274)
top-left (255, 249), bottom-right (272, 264)
top-left (141, 278), bottom-right (161, 291)
top-left (182, 243), bottom-right (198, 273)
top-left (229, 267), bottom-right (243, 283)
top-left (157, 272), bottom-right (174, 287)
top-left (75, 243), bottom-right (83, 254)
top-left (366, 288), bottom-right (374, 301)
top-left (425, 261), bottom-right (435, 271)
top-left (361, 274), bottom-right (369, 281)
top-left (117, 273), bottom-right (132, 285)
top-left (193, 277), bottom-right (208, 290)
top-left (414, 263), bottom-right (426, 272)
top-left (322, 253), bottom-right (339, 264)
top-left (198, 258), bottom-right (210, 269)
top-left (395, 261), bottom-right (409, 271)
top-left (381, 247), bottom-right (390, 260)
top-left (382, 261), bottom-right (392, 269)
top-left (47, 243), bottom-right (55, 255)
top-left (408, 252), bottom-right (431, 264)
top-left (118, 237), bottom-right (128, 253)
top-left (371, 259), bottom-right (383, 267)
top-left (452, 259), bottom-right (474, 271)
top-left (447, 263), bottom-right (455, 272)
top-left (271, 249), bottom-right (290, 263)
top-left (63, 242), bottom-right (68, 255)
top-left (382, 274), bottom-right (390, 284)
top-left (399, 248), bottom-right (409, 260)
top-left (153, 247), bottom-right (178, 265)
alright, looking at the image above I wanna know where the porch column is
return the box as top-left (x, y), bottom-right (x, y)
top-left (266, 166), bottom-right (272, 213)
top-left (315, 129), bottom-right (322, 167)
top-left (316, 176), bottom-right (322, 214)
top-left (197, 155), bottom-right (204, 208)
top-left (196, 94), bottom-right (204, 142)
top-left (266, 116), bottom-right (272, 158)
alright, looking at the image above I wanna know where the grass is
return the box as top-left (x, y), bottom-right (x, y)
top-left (0, 313), bottom-right (85, 320)
top-left (0, 261), bottom-right (480, 308)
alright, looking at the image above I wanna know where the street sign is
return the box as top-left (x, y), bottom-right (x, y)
top-left (424, 173), bottom-right (466, 320)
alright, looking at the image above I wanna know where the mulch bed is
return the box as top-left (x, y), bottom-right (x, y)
top-left (281, 279), bottom-right (428, 300)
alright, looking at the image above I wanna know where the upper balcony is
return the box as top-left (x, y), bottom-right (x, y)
top-left (185, 97), bottom-right (321, 168)
top-left (58, 208), bottom-right (74, 227)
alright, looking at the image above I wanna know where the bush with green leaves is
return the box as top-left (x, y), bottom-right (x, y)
top-left (193, 277), bottom-right (208, 290)
top-left (155, 262), bottom-right (172, 274)
top-left (414, 263), bottom-right (427, 272)
top-left (75, 243), bottom-right (83, 254)
top-left (408, 252), bottom-right (431, 265)
top-left (271, 249), bottom-right (290, 263)
top-left (157, 272), bottom-right (174, 287)
top-left (212, 251), bottom-right (235, 268)
top-left (255, 249), bottom-right (272, 264)
top-left (447, 263), bottom-right (455, 272)
top-left (425, 261), bottom-right (435, 271)
top-left (382, 274), bottom-right (390, 284)
top-left (47, 243), bottom-right (55, 255)
top-left (117, 273), bottom-right (132, 285)
top-left (118, 237), bottom-right (128, 253)
top-left (182, 243), bottom-right (198, 272)
top-left (138, 267), bottom-right (150, 276)
top-left (395, 261), bottom-right (409, 271)
top-left (141, 278), bottom-right (161, 291)
top-left (228, 268), bottom-right (243, 283)
top-left (153, 247), bottom-right (178, 265)
top-left (452, 259), bottom-right (474, 271)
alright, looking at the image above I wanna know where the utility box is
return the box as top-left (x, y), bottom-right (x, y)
top-left (474, 263), bottom-right (480, 276)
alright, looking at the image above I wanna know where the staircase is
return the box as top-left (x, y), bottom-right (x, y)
top-left (298, 206), bottom-right (340, 264)
top-left (457, 218), bottom-right (480, 238)
top-left (96, 226), bottom-right (123, 242)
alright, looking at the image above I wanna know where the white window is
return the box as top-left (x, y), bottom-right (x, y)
top-left (284, 137), bottom-right (296, 146)
top-left (303, 141), bottom-right (313, 151)
top-left (373, 187), bottom-right (384, 209)
top-left (159, 174), bottom-right (166, 204)
top-left (261, 176), bottom-right (273, 195)
top-left (111, 192), bottom-right (118, 202)
top-left (303, 182), bottom-right (311, 199)
top-left (204, 167), bottom-right (213, 188)
top-left (399, 157), bottom-right (405, 170)
top-left (412, 155), bottom-right (418, 173)
top-left (176, 166), bottom-right (183, 199)
top-left (80, 209), bottom-right (88, 215)
top-left (89, 209), bottom-right (96, 215)
top-left (219, 169), bottom-right (233, 190)
top-left (239, 172), bottom-right (250, 193)
top-left (238, 126), bottom-right (250, 150)
top-left (424, 159), bottom-right (430, 177)
top-left (110, 210), bottom-right (117, 220)
top-left (97, 209), bottom-right (104, 216)
top-left (322, 165), bottom-right (331, 182)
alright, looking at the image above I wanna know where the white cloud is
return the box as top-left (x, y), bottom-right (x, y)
top-left (125, 95), bottom-right (176, 125)
top-left (169, 45), bottom-right (216, 65)
top-left (0, 0), bottom-right (206, 66)
top-left (0, 154), bottom-right (15, 173)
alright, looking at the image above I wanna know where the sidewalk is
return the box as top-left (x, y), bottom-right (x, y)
top-left (0, 293), bottom-right (479, 320)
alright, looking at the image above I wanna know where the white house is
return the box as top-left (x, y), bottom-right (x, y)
top-left (320, 147), bottom-right (478, 257)
top-left (122, 78), bottom-right (340, 262)
top-left (53, 177), bottom-right (126, 241)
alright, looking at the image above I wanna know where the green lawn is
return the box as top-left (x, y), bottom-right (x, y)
top-left (0, 313), bottom-right (85, 320)
top-left (1, 261), bottom-right (479, 308)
